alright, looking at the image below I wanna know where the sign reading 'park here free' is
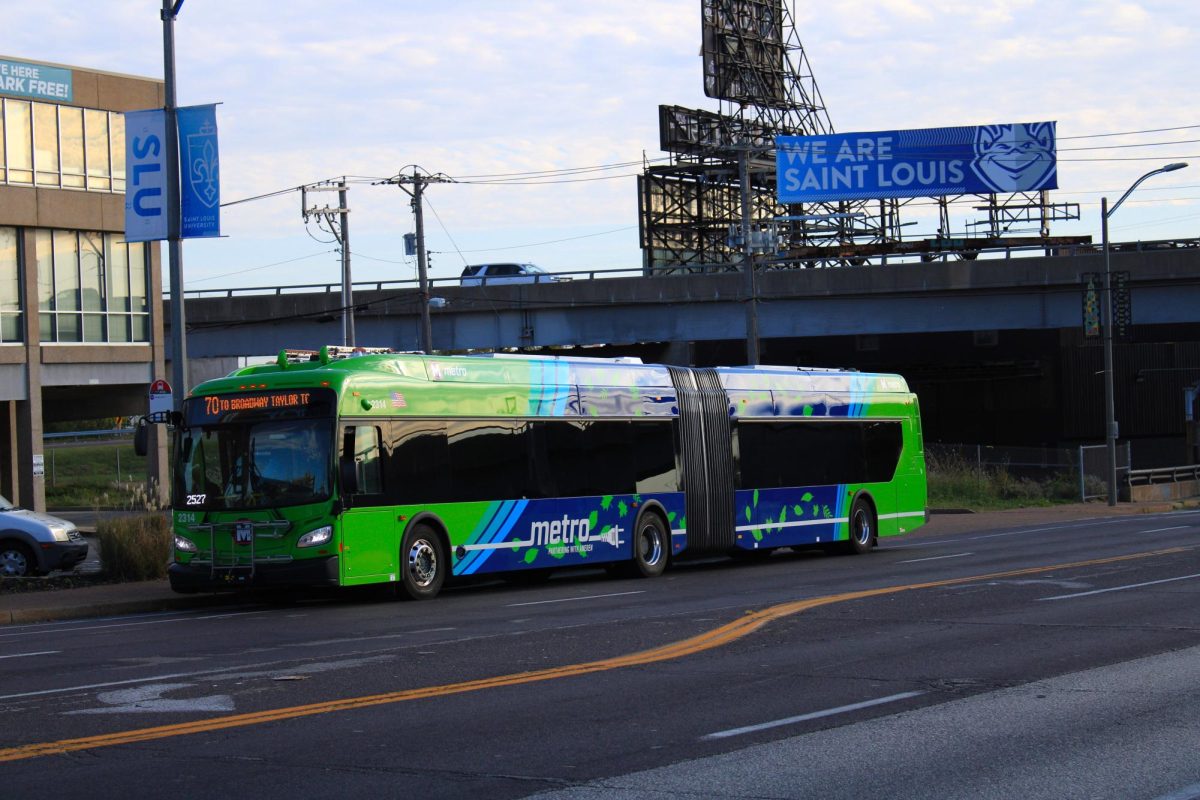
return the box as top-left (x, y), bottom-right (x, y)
top-left (0, 58), bottom-right (72, 102)
top-left (776, 121), bottom-right (1058, 203)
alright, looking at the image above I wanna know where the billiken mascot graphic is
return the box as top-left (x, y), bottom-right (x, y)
top-left (970, 122), bottom-right (1057, 193)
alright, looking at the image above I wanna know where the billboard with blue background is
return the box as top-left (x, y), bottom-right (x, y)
top-left (777, 121), bottom-right (1057, 203)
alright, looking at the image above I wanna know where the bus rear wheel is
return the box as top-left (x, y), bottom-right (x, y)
top-left (845, 496), bottom-right (876, 555)
top-left (628, 512), bottom-right (669, 578)
top-left (399, 523), bottom-right (446, 600)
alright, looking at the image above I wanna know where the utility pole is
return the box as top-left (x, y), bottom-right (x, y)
top-left (302, 179), bottom-right (353, 346)
top-left (379, 168), bottom-right (453, 353)
top-left (161, 0), bottom-right (187, 405)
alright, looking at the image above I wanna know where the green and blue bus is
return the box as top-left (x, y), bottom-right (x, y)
top-left (168, 347), bottom-right (926, 599)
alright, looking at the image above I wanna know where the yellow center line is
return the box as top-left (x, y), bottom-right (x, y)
top-left (0, 546), bottom-right (1188, 763)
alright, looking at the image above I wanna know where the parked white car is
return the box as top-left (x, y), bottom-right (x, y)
top-left (459, 263), bottom-right (568, 286)
top-left (0, 494), bottom-right (87, 577)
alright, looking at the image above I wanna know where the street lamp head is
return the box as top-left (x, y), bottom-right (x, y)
top-left (1107, 162), bottom-right (1190, 218)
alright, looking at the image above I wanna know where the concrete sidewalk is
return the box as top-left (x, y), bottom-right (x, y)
top-left (2, 500), bottom-right (1195, 626)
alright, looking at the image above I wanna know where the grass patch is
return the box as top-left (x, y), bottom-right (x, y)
top-left (97, 513), bottom-right (172, 582)
top-left (44, 440), bottom-right (151, 509)
top-left (927, 451), bottom-right (1092, 511)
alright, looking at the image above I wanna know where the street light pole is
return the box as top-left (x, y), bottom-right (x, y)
top-left (1100, 161), bottom-right (1188, 506)
top-left (161, 0), bottom-right (187, 406)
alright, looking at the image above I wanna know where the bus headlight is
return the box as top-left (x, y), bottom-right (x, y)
top-left (174, 535), bottom-right (198, 553)
top-left (297, 526), bottom-right (333, 548)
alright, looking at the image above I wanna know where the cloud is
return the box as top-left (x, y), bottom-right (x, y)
top-left (9, 0), bottom-right (1198, 287)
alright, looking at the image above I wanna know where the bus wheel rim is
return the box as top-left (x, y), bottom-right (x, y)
top-left (854, 509), bottom-right (871, 544)
top-left (640, 524), bottom-right (663, 566)
top-left (408, 540), bottom-right (437, 587)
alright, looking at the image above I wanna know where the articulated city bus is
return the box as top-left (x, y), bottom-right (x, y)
top-left (168, 347), bottom-right (926, 599)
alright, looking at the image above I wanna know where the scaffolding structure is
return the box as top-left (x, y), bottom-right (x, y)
top-left (638, 0), bottom-right (1084, 274)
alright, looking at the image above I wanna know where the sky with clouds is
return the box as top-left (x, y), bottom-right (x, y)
top-left (7, 1), bottom-right (1199, 291)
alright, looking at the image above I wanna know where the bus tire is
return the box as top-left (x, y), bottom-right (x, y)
top-left (399, 523), bottom-right (446, 600)
top-left (845, 495), bottom-right (876, 555)
top-left (628, 511), bottom-right (669, 578)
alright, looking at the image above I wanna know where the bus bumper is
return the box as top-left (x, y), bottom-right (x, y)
top-left (168, 556), bottom-right (339, 593)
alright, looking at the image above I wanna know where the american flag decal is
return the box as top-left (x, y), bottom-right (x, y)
top-left (390, 392), bottom-right (407, 408)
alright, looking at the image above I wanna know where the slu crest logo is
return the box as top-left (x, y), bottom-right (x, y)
top-left (971, 122), bottom-right (1057, 193)
top-left (177, 104), bottom-right (221, 238)
top-left (186, 120), bottom-right (220, 209)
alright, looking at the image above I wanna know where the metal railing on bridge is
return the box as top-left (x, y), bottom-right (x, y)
top-left (182, 237), bottom-right (1200, 300)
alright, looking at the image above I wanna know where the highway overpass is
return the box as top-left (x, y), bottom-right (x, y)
top-left (177, 244), bottom-right (1200, 467)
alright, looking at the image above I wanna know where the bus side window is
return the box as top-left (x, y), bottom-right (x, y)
top-left (342, 425), bottom-right (383, 496)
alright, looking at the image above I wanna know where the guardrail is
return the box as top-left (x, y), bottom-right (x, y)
top-left (182, 266), bottom-right (645, 299)
top-left (44, 428), bottom-right (134, 441)
top-left (180, 236), bottom-right (1200, 300)
top-left (1128, 464), bottom-right (1200, 486)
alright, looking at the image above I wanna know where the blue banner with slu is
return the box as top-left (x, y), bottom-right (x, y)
top-left (122, 104), bottom-right (221, 242)
top-left (123, 109), bottom-right (169, 243)
top-left (177, 104), bottom-right (221, 238)
top-left (776, 121), bottom-right (1057, 203)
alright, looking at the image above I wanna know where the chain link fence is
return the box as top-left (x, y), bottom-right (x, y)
top-left (927, 442), bottom-right (1131, 502)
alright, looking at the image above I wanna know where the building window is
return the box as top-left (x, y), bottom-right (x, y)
top-left (0, 227), bottom-right (21, 343)
top-left (34, 229), bottom-right (149, 343)
top-left (1, 98), bottom-right (125, 193)
top-left (3, 100), bottom-right (33, 185)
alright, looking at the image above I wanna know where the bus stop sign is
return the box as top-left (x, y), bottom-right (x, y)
top-left (149, 379), bottom-right (173, 416)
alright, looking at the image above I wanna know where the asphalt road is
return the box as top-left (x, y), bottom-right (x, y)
top-left (2, 510), bottom-right (1199, 799)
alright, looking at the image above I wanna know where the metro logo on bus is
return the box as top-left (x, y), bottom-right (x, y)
top-left (529, 516), bottom-right (623, 550)
top-left (430, 363), bottom-right (468, 381)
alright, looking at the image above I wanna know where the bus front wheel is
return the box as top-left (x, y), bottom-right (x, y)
top-left (628, 512), bottom-right (669, 578)
top-left (845, 496), bottom-right (876, 555)
top-left (399, 523), bottom-right (446, 600)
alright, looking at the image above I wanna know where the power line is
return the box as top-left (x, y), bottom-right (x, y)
top-left (188, 250), bottom-right (339, 283)
top-left (1060, 138), bottom-right (1200, 152)
top-left (430, 226), bottom-right (638, 255)
top-left (1058, 124), bottom-right (1200, 140)
top-left (452, 157), bottom-right (668, 180)
top-left (455, 173), bottom-right (643, 186)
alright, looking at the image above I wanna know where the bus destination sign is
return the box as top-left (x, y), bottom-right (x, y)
top-left (187, 389), bottom-right (332, 425)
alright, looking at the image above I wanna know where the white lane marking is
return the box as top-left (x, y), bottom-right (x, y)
top-left (898, 552), bottom-right (974, 564)
top-left (0, 654), bottom-right (389, 702)
top-left (0, 650), bottom-right (60, 660)
top-left (1038, 572), bottom-right (1200, 601)
top-left (702, 691), bottom-right (926, 740)
top-left (0, 609), bottom-right (275, 640)
top-left (507, 590), bottom-right (645, 608)
top-left (1150, 780), bottom-right (1200, 800)
top-left (961, 518), bottom-right (1132, 542)
top-left (1140, 526), bottom-right (1190, 534)
top-left (0, 669), bottom-right (244, 701)
top-left (68, 683), bottom-right (235, 715)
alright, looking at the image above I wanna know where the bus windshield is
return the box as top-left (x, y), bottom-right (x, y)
top-left (175, 414), bottom-right (335, 511)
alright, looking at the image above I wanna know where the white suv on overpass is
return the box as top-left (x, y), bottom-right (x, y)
top-left (459, 263), bottom-right (567, 287)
